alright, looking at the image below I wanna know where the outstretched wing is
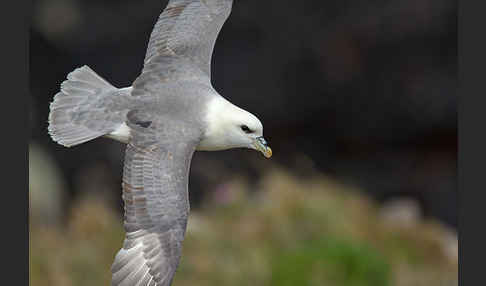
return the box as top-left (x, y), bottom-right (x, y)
top-left (111, 111), bottom-right (202, 286)
top-left (132, 0), bottom-right (233, 95)
top-left (144, 0), bottom-right (233, 75)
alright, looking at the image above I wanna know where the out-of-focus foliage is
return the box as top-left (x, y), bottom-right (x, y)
top-left (29, 143), bottom-right (65, 226)
top-left (30, 168), bottom-right (457, 286)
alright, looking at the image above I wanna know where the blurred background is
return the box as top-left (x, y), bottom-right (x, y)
top-left (29, 0), bottom-right (457, 285)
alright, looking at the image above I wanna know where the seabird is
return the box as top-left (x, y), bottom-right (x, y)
top-left (47, 0), bottom-right (271, 285)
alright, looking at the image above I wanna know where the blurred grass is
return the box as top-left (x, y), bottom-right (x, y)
top-left (30, 168), bottom-right (457, 286)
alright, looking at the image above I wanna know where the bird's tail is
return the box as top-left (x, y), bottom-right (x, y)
top-left (48, 65), bottom-right (126, 147)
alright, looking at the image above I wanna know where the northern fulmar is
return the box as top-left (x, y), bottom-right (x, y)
top-left (47, 0), bottom-right (271, 285)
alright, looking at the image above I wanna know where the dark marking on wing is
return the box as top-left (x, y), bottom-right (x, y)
top-left (134, 120), bottom-right (152, 128)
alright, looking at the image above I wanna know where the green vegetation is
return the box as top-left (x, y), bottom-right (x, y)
top-left (30, 168), bottom-right (457, 286)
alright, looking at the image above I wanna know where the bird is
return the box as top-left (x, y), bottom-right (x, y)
top-left (47, 0), bottom-right (271, 285)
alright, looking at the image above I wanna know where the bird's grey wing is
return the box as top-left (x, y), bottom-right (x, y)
top-left (132, 0), bottom-right (233, 94)
top-left (145, 0), bottom-right (232, 74)
top-left (111, 110), bottom-right (202, 286)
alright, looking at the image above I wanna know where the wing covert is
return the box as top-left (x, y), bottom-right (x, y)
top-left (140, 0), bottom-right (232, 82)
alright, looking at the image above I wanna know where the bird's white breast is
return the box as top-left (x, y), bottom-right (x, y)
top-left (197, 97), bottom-right (230, 151)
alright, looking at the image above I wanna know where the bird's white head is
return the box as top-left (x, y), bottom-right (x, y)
top-left (198, 96), bottom-right (272, 158)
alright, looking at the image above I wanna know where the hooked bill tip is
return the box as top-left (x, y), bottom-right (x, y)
top-left (263, 147), bottom-right (272, 158)
top-left (253, 136), bottom-right (272, 158)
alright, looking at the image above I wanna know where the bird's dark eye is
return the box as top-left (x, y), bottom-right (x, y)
top-left (240, 125), bottom-right (252, 134)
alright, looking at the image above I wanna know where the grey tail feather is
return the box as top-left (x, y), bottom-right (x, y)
top-left (48, 65), bottom-right (117, 147)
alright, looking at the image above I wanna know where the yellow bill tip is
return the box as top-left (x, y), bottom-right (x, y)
top-left (263, 147), bottom-right (272, 158)
top-left (253, 137), bottom-right (272, 159)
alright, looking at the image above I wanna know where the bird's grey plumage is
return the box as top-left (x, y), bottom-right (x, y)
top-left (48, 1), bottom-right (235, 285)
top-left (110, 81), bottom-right (216, 286)
top-left (131, 0), bottom-right (232, 97)
top-left (143, 0), bottom-right (233, 76)
top-left (112, 0), bottom-right (234, 285)
top-left (48, 66), bottom-right (133, 147)
top-left (111, 110), bottom-right (202, 286)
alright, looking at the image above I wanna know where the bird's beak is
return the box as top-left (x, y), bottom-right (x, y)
top-left (252, 136), bottom-right (272, 158)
